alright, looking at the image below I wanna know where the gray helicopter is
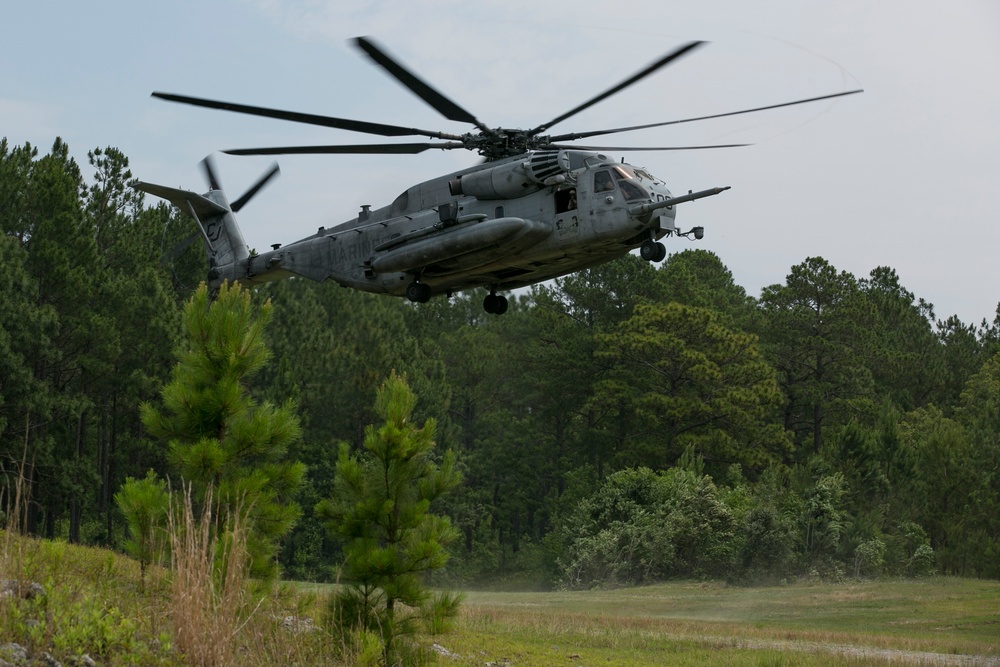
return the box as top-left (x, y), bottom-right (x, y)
top-left (135, 37), bottom-right (860, 314)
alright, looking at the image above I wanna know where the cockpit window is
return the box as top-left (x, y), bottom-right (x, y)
top-left (634, 168), bottom-right (654, 181)
top-left (618, 180), bottom-right (648, 201)
top-left (594, 170), bottom-right (616, 192)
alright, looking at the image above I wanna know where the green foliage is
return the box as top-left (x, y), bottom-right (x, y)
top-left (114, 470), bottom-right (169, 579)
top-left (896, 405), bottom-right (973, 574)
top-left (852, 537), bottom-right (886, 577)
top-left (734, 504), bottom-right (797, 583)
top-left (799, 472), bottom-right (847, 569)
top-left (254, 280), bottom-right (450, 580)
top-left (658, 248), bottom-right (759, 330)
top-left (760, 257), bottom-right (877, 455)
top-left (861, 266), bottom-right (945, 410)
top-left (557, 463), bottom-right (737, 588)
top-left (317, 372), bottom-right (461, 662)
top-left (595, 301), bottom-right (790, 474)
top-left (0, 138), bottom-right (183, 546)
top-left (0, 534), bottom-right (179, 666)
top-left (556, 467), bottom-right (676, 588)
top-left (951, 352), bottom-right (1000, 577)
top-left (141, 281), bottom-right (305, 579)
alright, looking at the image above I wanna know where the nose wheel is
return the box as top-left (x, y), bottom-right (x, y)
top-left (483, 291), bottom-right (509, 315)
top-left (640, 238), bottom-right (667, 263)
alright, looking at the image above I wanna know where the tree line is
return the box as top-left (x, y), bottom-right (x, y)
top-left (2, 138), bottom-right (998, 586)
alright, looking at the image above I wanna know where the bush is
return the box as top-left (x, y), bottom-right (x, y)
top-left (560, 515), bottom-right (675, 589)
top-left (883, 521), bottom-right (936, 577)
top-left (853, 538), bottom-right (886, 578)
top-left (556, 466), bottom-right (738, 588)
top-left (732, 505), bottom-right (796, 584)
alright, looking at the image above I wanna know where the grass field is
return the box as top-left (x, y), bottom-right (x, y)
top-left (2, 530), bottom-right (997, 665)
top-left (434, 579), bottom-right (1000, 666)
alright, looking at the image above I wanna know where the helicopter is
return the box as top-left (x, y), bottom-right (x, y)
top-left (135, 37), bottom-right (861, 314)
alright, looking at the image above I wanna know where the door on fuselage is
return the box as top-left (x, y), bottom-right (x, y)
top-left (581, 168), bottom-right (619, 235)
top-left (554, 187), bottom-right (579, 238)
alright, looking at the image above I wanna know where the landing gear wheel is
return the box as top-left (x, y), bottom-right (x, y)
top-left (640, 239), bottom-right (658, 261)
top-left (483, 293), bottom-right (508, 314)
top-left (641, 239), bottom-right (667, 262)
top-left (406, 281), bottom-right (432, 303)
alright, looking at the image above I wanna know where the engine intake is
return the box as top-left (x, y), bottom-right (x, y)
top-left (449, 151), bottom-right (571, 200)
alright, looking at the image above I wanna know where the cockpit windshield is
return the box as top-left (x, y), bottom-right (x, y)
top-left (618, 179), bottom-right (648, 201)
top-left (612, 166), bottom-right (648, 199)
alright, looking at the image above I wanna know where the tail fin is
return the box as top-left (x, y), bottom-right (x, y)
top-left (133, 157), bottom-right (279, 284)
top-left (133, 180), bottom-right (250, 266)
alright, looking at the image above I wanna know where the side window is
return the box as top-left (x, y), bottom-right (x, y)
top-left (594, 170), bottom-right (615, 193)
top-left (555, 188), bottom-right (577, 213)
top-left (495, 206), bottom-right (504, 218)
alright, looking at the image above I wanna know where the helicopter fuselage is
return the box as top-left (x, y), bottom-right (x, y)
top-left (206, 149), bottom-right (720, 303)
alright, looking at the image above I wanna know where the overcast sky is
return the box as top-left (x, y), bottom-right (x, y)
top-left (4, 0), bottom-right (999, 325)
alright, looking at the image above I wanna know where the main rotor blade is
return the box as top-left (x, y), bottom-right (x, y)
top-left (231, 163), bottom-right (280, 212)
top-left (544, 143), bottom-right (751, 151)
top-left (530, 41), bottom-right (704, 136)
top-left (223, 142), bottom-right (467, 156)
top-left (549, 89), bottom-right (864, 142)
top-left (353, 36), bottom-right (492, 134)
top-left (152, 92), bottom-right (464, 140)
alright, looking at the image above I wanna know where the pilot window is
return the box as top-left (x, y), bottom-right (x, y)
top-left (618, 180), bottom-right (648, 201)
top-left (555, 188), bottom-right (577, 213)
top-left (594, 170), bottom-right (615, 192)
top-left (610, 165), bottom-right (647, 200)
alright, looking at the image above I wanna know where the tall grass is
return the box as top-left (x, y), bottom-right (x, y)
top-left (167, 485), bottom-right (255, 667)
top-left (1, 416), bottom-right (35, 583)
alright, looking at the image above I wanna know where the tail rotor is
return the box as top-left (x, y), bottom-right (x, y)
top-left (200, 154), bottom-right (281, 212)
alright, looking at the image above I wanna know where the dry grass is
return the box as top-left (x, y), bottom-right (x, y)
top-left (167, 487), bottom-right (255, 667)
top-left (0, 474), bottom-right (349, 666)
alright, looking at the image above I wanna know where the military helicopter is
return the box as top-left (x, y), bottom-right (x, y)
top-left (136, 37), bottom-right (861, 314)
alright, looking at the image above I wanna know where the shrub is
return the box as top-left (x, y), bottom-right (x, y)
top-left (557, 465), bottom-right (738, 588)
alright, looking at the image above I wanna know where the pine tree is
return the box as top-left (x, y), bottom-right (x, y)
top-left (114, 470), bottom-right (169, 581)
top-left (759, 257), bottom-right (877, 455)
top-left (594, 301), bottom-right (790, 475)
top-left (140, 281), bottom-right (305, 578)
top-left (317, 372), bottom-right (461, 663)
